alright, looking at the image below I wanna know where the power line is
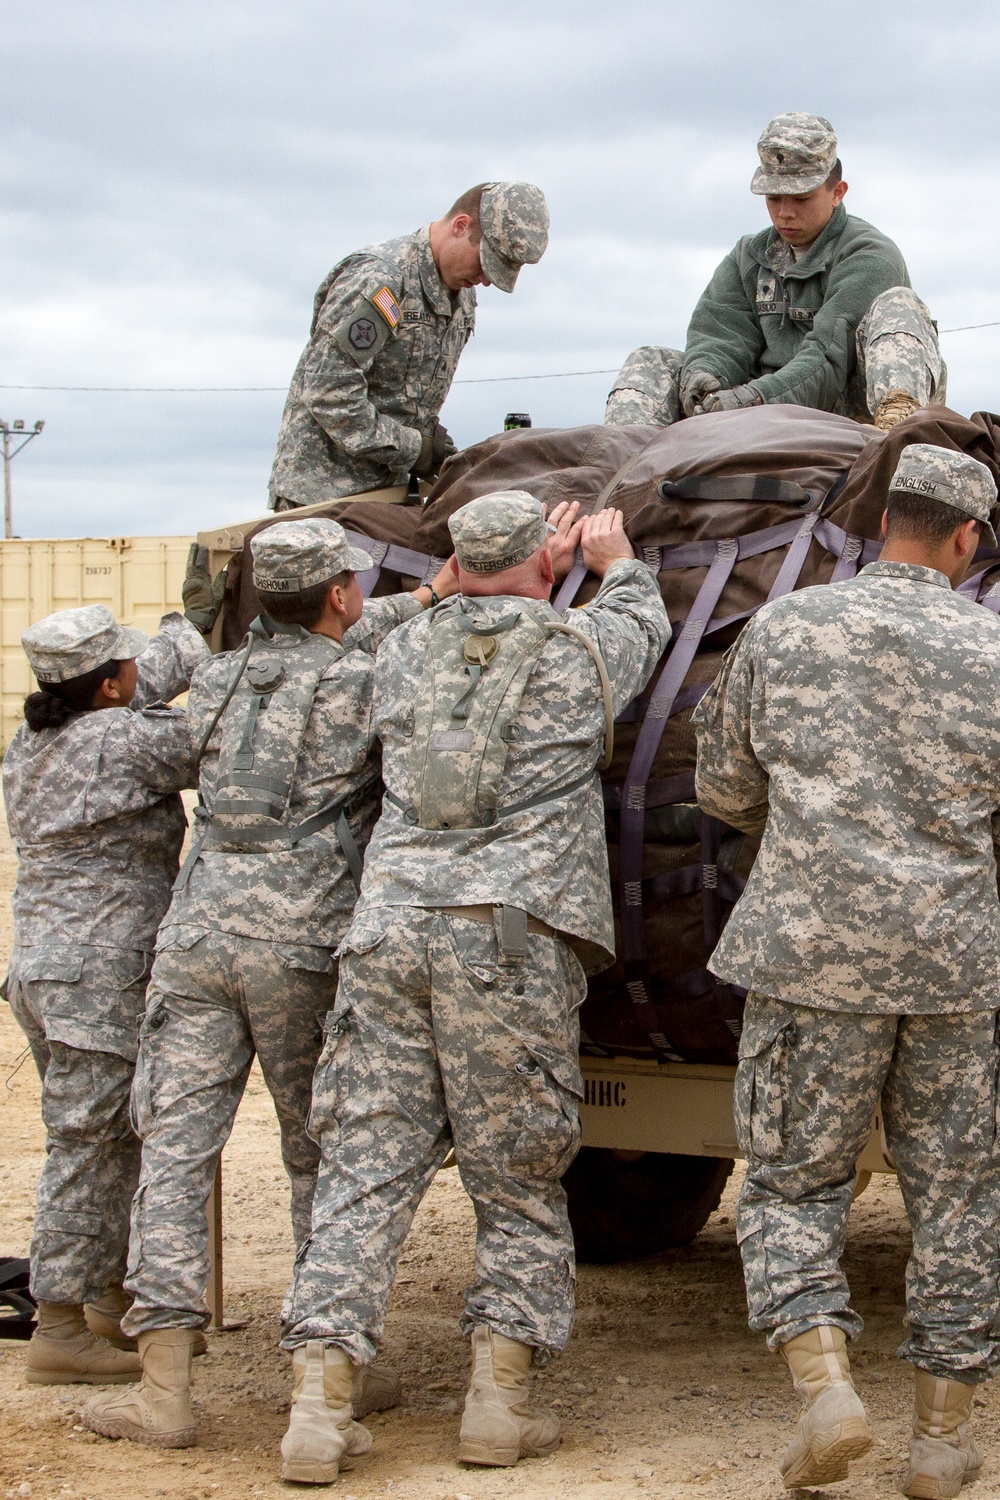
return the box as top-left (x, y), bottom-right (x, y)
top-left (0, 319), bottom-right (998, 394)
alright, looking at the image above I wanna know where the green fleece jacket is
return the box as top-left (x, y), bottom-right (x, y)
top-left (682, 205), bottom-right (910, 410)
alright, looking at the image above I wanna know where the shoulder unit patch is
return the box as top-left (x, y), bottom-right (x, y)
top-left (371, 285), bottom-right (401, 329)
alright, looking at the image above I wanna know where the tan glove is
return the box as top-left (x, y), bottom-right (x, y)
top-left (414, 423), bottom-right (457, 479)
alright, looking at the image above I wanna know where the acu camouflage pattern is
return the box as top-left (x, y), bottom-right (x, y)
top-left (169, 593), bottom-right (422, 947)
top-left (694, 560), bottom-right (1000, 1012)
top-left (251, 516), bottom-right (374, 592)
top-left (448, 489), bottom-right (553, 573)
top-left (4, 612), bottom-right (209, 957)
top-left (407, 599), bottom-right (554, 831)
top-left (268, 226), bottom-right (476, 508)
top-left (889, 441), bottom-right (997, 538)
top-left (353, 559), bottom-right (670, 972)
top-left (751, 112), bottom-right (838, 196)
top-left (281, 911), bottom-right (586, 1361)
top-left (2, 614), bottom-right (208, 1306)
top-left (477, 181), bottom-right (550, 293)
top-left (121, 595), bottom-right (423, 1327)
top-left (21, 602), bottom-right (147, 684)
top-left (199, 629), bottom-right (347, 853)
top-left (605, 287), bottom-right (944, 426)
top-left (121, 930), bottom-right (341, 1334)
top-left (736, 993), bottom-right (1000, 1381)
top-left (7, 958), bottom-right (145, 1305)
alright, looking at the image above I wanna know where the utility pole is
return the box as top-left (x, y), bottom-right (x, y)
top-left (0, 418), bottom-right (45, 538)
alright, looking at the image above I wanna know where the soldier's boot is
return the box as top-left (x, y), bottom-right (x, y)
top-left (778, 1325), bottom-right (873, 1489)
top-left (904, 1371), bottom-right (982, 1499)
top-left (352, 1363), bottom-right (401, 1420)
top-left (82, 1329), bottom-right (198, 1447)
top-left (874, 389), bottom-right (921, 430)
top-left (457, 1324), bottom-right (561, 1467)
top-left (84, 1284), bottom-right (208, 1358)
top-left (280, 1341), bottom-right (373, 1484)
top-left (26, 1300), bottom-right (141, 1385)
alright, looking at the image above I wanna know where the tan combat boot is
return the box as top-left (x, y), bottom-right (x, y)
top-left (280, 1341), bottom-right (373, 1484)
top-left (26, 1300), bottom-right (141, 1385)
top-left (82, 1328), bottom-right (197, 1447)
top-left (458, 1324), bottom-right (560, 1467)
top-left (874, 389), bottom-right (921, 430)
top-left (352, 1362), bottom-right (401, 1419)
top-left (778, 1325), bottom-right (873, 1488)
top-left (84, 1284), bottom-right (208, 1358)
top-left (904, 1370), bottom-right (982, 1499)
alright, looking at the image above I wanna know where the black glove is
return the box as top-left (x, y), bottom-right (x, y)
top-left (182, 544), bottom-right (227, 633)
top-left (697, 384), bottom-right (763, 414)
top-left (414, 423), bottom-right (457, 479)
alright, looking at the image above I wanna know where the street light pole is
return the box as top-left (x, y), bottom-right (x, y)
top-left (0, 419), bottom-right (45, 538)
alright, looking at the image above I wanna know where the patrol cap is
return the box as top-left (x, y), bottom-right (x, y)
top-left (888, 444), bottom-right (998, 546)
top-left (22, 604), bottom-right (147, 685)
top-left (449, 489), bottom-right (555, 574)
top-left (478, 182), bottom-right (549, 294)
top-left (251, 518), bottom-right (375, 594)
top-left (751, 113), bottom-right (838, 196)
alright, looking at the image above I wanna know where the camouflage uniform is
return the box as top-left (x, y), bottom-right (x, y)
top-left (606, 114), bottom-right (945, 426)
top-left (693, 447), bottom-right (1000, 1378)
top-left (122, 522), bottom-right (425, 1337)
top-left (282, 495), bottom-right (669, 1363)
top-left (269, 183), bottom-right (549, 508)
top-left (3, 610), bottom-right (209, 1305)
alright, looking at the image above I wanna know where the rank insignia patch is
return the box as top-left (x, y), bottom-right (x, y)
top-left (371, 286), bottom-right (401, 329)
top-left (348, 317), bottom-right (378, 350)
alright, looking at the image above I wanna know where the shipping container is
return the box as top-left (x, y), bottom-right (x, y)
top-left (0, 536), bottom-right (192, 748)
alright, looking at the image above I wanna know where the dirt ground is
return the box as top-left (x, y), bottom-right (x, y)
top-left (3, 820), bottom-right (999, 1500)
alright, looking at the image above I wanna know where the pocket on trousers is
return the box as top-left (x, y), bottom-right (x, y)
top-left (130, 998), bottom-right (169, 1137)
top-left (735, 1008), bottom-right (796, 1164)
top-left (306, 995), bottom-right (354, 1144)
top-left (506, 1052), bottom-right (582, 1182)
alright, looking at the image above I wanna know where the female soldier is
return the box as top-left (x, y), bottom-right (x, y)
top-left (3, 603), bottom-right (209, 1384)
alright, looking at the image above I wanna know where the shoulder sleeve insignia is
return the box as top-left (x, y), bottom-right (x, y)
top-left (371, 286), bottom-right (401, 329)
top-left (348, 317), bottom-right (379, 351)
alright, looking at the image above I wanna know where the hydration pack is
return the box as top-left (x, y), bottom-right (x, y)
top-left (389, 597), bottom-right (614, 832)
top-left (175, 619), bottom-right (362, 888)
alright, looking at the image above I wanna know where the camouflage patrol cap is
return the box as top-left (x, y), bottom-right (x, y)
top-left (449, 489), bottom-right (555, 574)
top-left (251, 518), bottom-right (375, 594)
top-left (478, 183), bottom-right (549, 293)
top-left (22, 604), bottom-right (147, 685)
top-left (889, 444), bottom-right (998, 546)
top-left (751, 113), bottom-right (838, 196)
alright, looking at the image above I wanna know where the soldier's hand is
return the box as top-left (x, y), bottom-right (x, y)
top-left (680, 370), bottom-right (722, 418)
top-left (182, 544), bottom-right (227, 633)
top-left (414, 423), bottom-right (457, 480)
top-left (696, 384), bottom-right (763, 415)
top-left (544, 500), bottom-right (585, 583)
top-left (581, 508), bottom-right (634, 577)
top-left (430, 556), bottom-right (460, 602)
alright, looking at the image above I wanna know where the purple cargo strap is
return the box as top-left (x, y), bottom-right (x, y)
top-left (343, 529), bottom-right (446, 599)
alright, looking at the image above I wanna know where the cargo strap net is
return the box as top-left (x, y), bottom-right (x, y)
top-left (337, 485), bottom-right (1000, 1065)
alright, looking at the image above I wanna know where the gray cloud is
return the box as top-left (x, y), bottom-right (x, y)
top-left (2, 0), bottom-right (999, 535)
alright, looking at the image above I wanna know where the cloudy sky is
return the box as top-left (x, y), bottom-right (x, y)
top-left (3, 0), bottom-right (999, 537)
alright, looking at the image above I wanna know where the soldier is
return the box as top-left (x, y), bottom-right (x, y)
top-left (693, 445), bottom-right (1000, 1496)
top-left (83, 518), bottom-right (459, 1450)
top-left (606, 113), bottom-right (945, 431)
top-left (269, 182), bottom-right (550, 510)
top-left (2, 603), bottom-right (210, 1386)
top-left (276, 491), bottom-right (670, 1484)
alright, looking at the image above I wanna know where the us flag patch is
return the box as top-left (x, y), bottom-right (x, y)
top-left (372, 286), bottom-right (401, 329)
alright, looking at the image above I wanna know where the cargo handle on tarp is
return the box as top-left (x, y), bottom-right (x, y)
top-left (657, 474), bottom-right (817, 509)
